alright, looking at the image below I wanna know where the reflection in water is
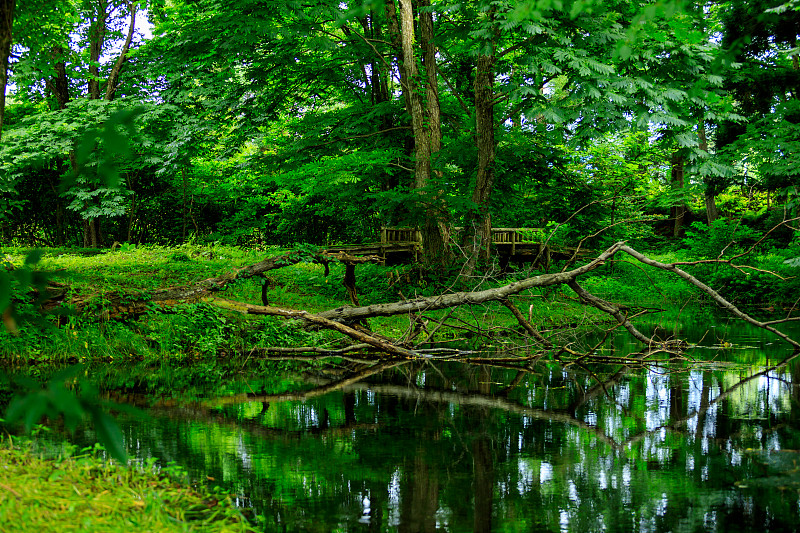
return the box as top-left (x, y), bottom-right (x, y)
top-left (85, 319), bottom-right (800, 532)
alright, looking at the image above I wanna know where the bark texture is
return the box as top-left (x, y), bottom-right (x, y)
top-left (48, 46), bottom-right (71, 110)
top-left (385, 0), bottom-right (449, 267)
top-left (0, 0), bottom-right (14, 140)
top-left (463, 48), bottom-right (497, 274)
top-left (87, 0), bottom-right (108, 100)
top-left (699, 125), bottom-right (720, 224)
top-left (670, 152), bottom-right (686, 237)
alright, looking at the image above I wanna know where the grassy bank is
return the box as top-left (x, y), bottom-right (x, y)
top-left (0, 243), bottom-right (612, 362)
top-left (2, 242), bottom-right (797, 365)
top-left (0, 438), bottom-right (256, 532)
top-left (1, 243), bottom-right (797, 532)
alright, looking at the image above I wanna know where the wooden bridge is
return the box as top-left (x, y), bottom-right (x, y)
top-left (324, 227), bottom-right (587, 268)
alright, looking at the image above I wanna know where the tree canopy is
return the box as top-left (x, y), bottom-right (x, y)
top-left (0, 0), bottom-right (797, 263)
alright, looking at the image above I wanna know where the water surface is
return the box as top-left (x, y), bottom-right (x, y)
top-left (82, 315), bottom-right (800, 532)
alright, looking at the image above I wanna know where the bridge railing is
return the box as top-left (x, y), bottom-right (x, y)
top-left (380, 227), bottom-right (422, 245)
top-left (381, 227), bottom-right (545, 254)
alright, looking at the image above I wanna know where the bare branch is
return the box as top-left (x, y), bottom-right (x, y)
top-left (105, 1), bottom-right (136, 100)
top-left (617, 245), bottom-right (800, 350)
top-left (501, 299), bottom-right (552, 348)
top-left (566, 280), bottom-right (655, 345)
top-left (316, 241), bottom-right (626, 322)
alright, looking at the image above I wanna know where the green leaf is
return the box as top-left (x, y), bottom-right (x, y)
top-left (89, 408), bottom-right (128, 462)
top-left (23, 250), bottom-right (43, 266)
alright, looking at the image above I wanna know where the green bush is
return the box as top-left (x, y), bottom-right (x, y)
top-left (683, 219), bottom-right (759, 258)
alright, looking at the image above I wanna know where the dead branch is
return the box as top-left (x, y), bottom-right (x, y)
top-left (36, 239), bottom-right (799, 361)
top-left (198, 241), bottom-right (799, 358)
top-left (316, 242), bottom-right (626, 322)
top-left (206, 297), bottom-right (418, 358)
top-left (617, 245), bottom-right (800, 350)
top-left (566, 280), bottom-right (654, 345)
top-left (501, 298), bottom-right (553, 347)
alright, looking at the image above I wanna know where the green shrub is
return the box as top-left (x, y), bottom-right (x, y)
top-left (683, 219), bottom-right (759, 258)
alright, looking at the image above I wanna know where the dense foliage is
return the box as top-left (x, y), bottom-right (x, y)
top-left (0, 0), bottom-right (796, 261)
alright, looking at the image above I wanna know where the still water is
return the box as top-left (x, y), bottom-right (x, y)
top-left (90, 316), bottom-right (800, 532)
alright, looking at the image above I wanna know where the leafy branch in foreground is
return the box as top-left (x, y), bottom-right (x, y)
top-left (2, 366), bottom-right (142, 462)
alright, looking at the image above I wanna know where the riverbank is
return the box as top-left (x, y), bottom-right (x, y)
top-left (0, 438), bottom-right (257, 532)
top-left (1, 242), bottom-right (797, 363)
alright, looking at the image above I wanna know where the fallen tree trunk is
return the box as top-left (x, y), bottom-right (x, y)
top-left (203, 241), bottom-right (800, 355)
top-left (315, 241), bottom-right (626, 322)
top-left (206, 297), bottom-right (417, 358)
top-left (31, 241), bottom-right (800, 359)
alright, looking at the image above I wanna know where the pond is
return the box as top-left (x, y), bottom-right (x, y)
top-left (73, 314), bottom-right (800, 532)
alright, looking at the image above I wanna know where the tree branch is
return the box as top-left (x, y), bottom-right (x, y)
top-left (617, 245), bottom-right (800, 350)
top-left (105, 1), bottom-right (136, 100)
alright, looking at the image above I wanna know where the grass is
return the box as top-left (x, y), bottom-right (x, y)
top-left (1, 243), bottom-right (674, 363)
top-left (15, 242), bottom-right (790, 365)
top-left (1, 243), bottom-right (795, 532)
top-left (0, 437), bottom-right (257, 533)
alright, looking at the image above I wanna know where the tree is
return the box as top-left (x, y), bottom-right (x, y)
top-left (716, 0), bottom-right (800, 224)
top-left (2, 0), bottom-right (793, 253)
top-left (4, 0), bottom-right (142, 247)
top-left (0, 0), bottom-right (14, 140)
top-left (383, 0), bottom-right (450, 266)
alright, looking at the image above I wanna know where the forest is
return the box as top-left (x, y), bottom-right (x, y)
top-left (1, 0), bottom-right (800, 531)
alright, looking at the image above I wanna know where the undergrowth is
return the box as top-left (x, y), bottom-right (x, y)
top-left (1, 242), bottom-right (797, 363)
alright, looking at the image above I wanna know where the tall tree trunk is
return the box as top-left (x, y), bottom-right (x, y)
top-left (182, 167), bottom-right (188, 242)
top-left (384, 0), bottom-right (412, 129)
top-left (699, 124), bottom-right (719, 224)
top-left (463, 23), bottom-right (497, 275)
top-left (79, 0), bottom-right (135, 247)
top-left (397, 0), bottom-right (430, 187)
top-left (0, 0), bottom-right (14, 141)
top-left (47, 46), bottom-right (70, 110)
top-left (367, 11), bottom-right (396, 194)
top-left (104, 1), bottom-right (135, 100)
top-left (387, 0), bottom-right (448, 267)
top-left (417, 0), bottom-right (449, 265)
top-left (88, 0), bottom-right (108, 100)
top-left (83, 219), bottom-right (102, 248)
top-left (670, 152), bottom-right (686, 238)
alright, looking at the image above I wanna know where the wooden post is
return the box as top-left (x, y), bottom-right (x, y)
top-left (380, 226), bottom-right (387, 260)
top-left (511, 229), bottom-right (517, 256)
